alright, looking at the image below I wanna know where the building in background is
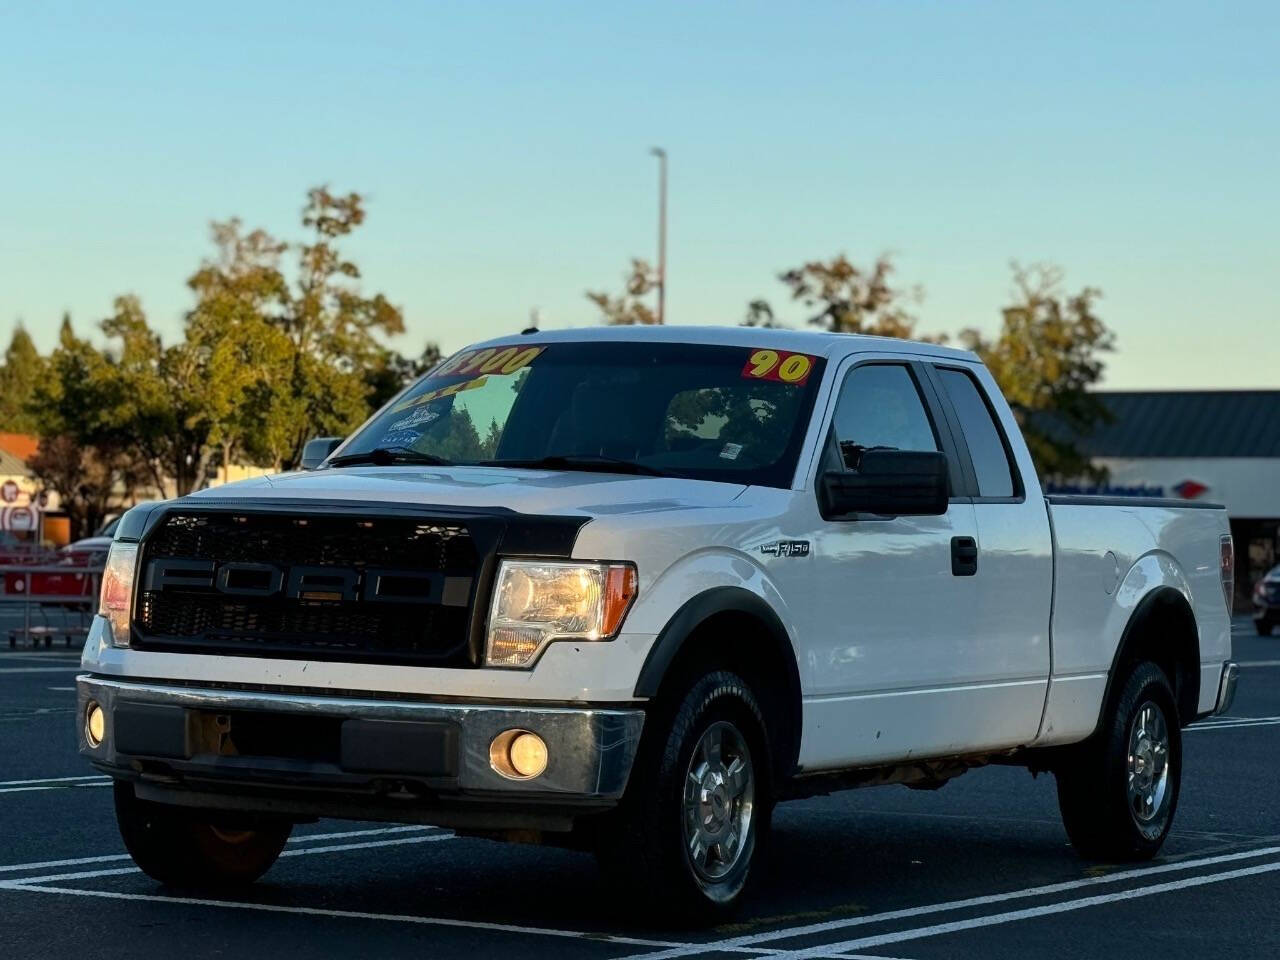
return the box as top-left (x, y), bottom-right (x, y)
top-left (1046, 391), bottom-right (1280, 604)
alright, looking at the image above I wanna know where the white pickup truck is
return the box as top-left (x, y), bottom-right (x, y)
top-left (78, 327), bottom-right (1238, 919)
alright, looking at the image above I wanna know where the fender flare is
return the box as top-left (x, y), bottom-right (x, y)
top-left (633, 586), bottom-right (798, 699)
top-left (1093, 585), bottom-right (1200, 734)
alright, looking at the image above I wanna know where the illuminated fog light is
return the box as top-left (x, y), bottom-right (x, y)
top-left (85, 702), bottom-right (105, 748)
top-left (489, 729), bottom-right (548, 780)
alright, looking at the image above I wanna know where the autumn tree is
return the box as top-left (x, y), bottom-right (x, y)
top-left (959, 263), bottom-right (1114, 481)
top-left (0, 323), bottom-right (42, 433)
top-left (765, 253), bottom-right (932, 339)
top-left (586, 258), bottom-right (661, 325)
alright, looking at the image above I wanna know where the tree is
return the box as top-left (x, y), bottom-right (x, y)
top-left (187, 187), bottom-right (410, 467)
top-left (774, 253), bottom-right (931, 339)
top-left (586, 259), bottom-right (661, 325)
top-left (101, 295), bottom-right (216, 497)
top-left (26, 318), bottom-right (151, 537)
top-left (0, 323), bottom-right (42, 433)
top-left (365, 342), bottom-right (443, 411)
top-left (959, 263), bottom-right (1114, 481)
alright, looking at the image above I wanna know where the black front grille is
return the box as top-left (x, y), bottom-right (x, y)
top-left (134, 510), bottom-right (480, 666)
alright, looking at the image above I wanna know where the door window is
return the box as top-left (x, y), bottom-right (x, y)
top-left (829, 364), bottom-right (939, 469)
top-left (936, 368), bottom-right (1018, 498)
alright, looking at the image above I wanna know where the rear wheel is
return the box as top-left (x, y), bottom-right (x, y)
top-left (114, 782), bottom-right (292, 888)
top-left (595, 670), bottom-right (771, 922)
top-left (1055, 661), bottom-right (1181, 861)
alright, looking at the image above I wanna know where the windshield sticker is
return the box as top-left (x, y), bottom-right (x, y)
top-left (433, 345), bottom-right (544, 379)
top-left (382, 430), bottom-right (423, 448)
top-left (393, 375), bottom-right (489, 412)
top-left (719, 442), bottom-right (743, 460)
top-left (742, 349), bottom-right (815, 385)
top-left (389, 407), bottom-right (443, 431)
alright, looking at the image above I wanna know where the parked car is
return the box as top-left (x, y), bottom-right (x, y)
top-left (1252, 565), bottom-right (1280, 635)
top-left (61, 517), bottom-right (119, 560)
top-left (78, 327), bottom-right (1237, 920)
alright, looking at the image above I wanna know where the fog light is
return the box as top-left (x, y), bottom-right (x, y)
top-left (85, 702), bottom-right (105, 748)
top-left (489, 729), bottom-right (548, 780)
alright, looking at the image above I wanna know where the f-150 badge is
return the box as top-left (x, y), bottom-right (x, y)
top-left (760, 540), bottom-right (810, 558)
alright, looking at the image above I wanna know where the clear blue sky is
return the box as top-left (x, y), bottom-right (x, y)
top-left (3, 1), bottom-right (1276, 388)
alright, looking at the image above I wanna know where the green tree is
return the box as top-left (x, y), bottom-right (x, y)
top-left (188, 187), bottom-right (410, 467)
top-left (586, 258), bottom-right (660, 325)
top-left (364, 342), bottom-right (443, 411)
top-left (27, 318), bottom-right (151, 536)
top-left (959, 263), bottom-right (1114, 481)
top-left (0, 322), bottom-right (42, 433)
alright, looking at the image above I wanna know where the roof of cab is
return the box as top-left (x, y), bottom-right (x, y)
top-left (464, 324), bottom-right (979, 363)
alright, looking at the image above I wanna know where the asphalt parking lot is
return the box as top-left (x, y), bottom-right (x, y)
top-left (1, 616), bottom-right (1277, 959)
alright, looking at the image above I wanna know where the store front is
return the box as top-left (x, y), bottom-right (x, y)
top-left (1044, 390), bottom-right (1280, 606)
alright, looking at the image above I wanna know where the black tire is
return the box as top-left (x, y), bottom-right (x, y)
top-left (596, 670), bottom-right (772, 923)
top-left (114, 782), bottom-right (292, 888)
top-left (1055, 661), bottom-right (1182, 861)
top-left (1256, 620), bottom-right (1274, 637)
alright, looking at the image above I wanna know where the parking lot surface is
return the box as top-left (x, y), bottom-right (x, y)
top-left (2, 617), bottom-right (1277, 959)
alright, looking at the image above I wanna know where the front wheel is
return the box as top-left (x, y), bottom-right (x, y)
top-left (114, 782), bottom-right (292, 888)
top-left (1055, 661), bottom-right (1181, 861)
top-left (595, 670), bottom-right (771, 922)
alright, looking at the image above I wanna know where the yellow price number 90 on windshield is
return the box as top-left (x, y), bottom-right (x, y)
top-left (741, 348), bottom-right (816, 385)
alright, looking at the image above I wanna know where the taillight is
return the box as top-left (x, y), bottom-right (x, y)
top-left (1219, 535), bottom-right (1234, 616)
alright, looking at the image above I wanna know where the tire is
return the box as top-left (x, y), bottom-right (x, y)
top-left (1256, 620), bottom-right (1273, 637)
top-left (1055, 661), bottom-right (1181, 861)
top-left (114, 782), bottom-right (292, 888)
top-left (595, 670), bottom-right (772, 923)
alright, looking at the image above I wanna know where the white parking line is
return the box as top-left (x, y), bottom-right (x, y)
top-left (1188, 716), bottom-right (1280, 732)
top-left (619, 845), bottom-right (1280, 959)
top-left (1238, 660), bottom-right (1280, 668)
top-left (0, 779), bottom-right (111, 794)
top-left (0, 825), bottom-right (438, 874)
top-left (0, 881), bottom-right (751, 954)
top-left (0, 666), bottom-right (83, 674)
top-left (0, 775), bottom-right (107, 787)
top-left (772, 858), bottom-right (1280, 958)
top-left (9, 832), bottom-right (460, 884)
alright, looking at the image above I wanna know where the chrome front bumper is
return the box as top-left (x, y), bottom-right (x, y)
top-left (77, 675), bottom-right (644, 808)
top-left (1213, 661), bottom-right (1239, 716)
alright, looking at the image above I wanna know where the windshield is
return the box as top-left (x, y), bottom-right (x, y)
top-left (336, 341), bottom-right (826, 487)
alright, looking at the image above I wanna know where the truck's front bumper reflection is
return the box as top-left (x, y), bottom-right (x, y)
top-left (77, 674), bottom-right (645, 832)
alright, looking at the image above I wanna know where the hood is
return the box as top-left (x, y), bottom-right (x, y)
top-left (186, 466), bottom-right (748, 518)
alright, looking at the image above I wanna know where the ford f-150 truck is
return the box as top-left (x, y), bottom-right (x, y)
top-left (78, 327), bottom-right (1239, 919)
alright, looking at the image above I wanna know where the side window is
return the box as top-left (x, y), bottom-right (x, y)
top-left (829, 364), bottom-right (939, 467)
top-left (936, 367), bottom-right (1018, 499)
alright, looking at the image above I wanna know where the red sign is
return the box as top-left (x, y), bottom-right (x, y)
top-left (1173, 479), bottom-right (1209, 500)
top-left (741, 349), bottom-right (817, 386)
top-left (0, 480), bottom-right (18, 503)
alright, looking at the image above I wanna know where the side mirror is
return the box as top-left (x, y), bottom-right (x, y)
top-left (818, 449), bottom-right (949, 519)
top-left (299, 436), bottom-right (344, 470)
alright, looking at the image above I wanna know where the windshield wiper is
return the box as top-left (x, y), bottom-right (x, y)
top-left (478, 454), bottom-right (667, 477)
top-left (328, 446), bottom-right (453, 468)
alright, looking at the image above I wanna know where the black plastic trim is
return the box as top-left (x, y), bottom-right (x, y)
top-left (1093, 586), bottom-right (1201, 735)
top-left (1046, 495), bottom-right (1226, 511)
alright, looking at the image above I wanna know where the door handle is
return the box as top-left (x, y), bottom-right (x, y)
top-left (951, 536), bottom-right (978, 577)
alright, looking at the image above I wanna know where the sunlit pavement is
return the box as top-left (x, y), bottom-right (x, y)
top-left (2, 617), bottom-right (1277, 959)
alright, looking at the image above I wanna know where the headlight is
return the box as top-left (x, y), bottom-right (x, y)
top-left (98, 542), bottom-right (138, 648)
top-left (485, 560), bottom-right (637, 667)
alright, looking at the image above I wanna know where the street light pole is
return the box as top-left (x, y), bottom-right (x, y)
top-left (650, 147), bottom-right (667, 324)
